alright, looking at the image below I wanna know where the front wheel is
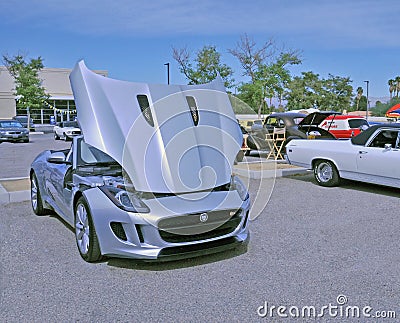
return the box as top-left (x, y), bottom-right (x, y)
top-left (31, 173), bottom-right (47, 215)
top-left (54, 133), bottom-right (59, 140)
top-left (75, 197), bottom-right (102, 262)
top-left (313, 160), bottom-right (340, 187)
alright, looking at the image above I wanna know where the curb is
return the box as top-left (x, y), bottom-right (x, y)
top-left (233, 161), bottom-right (308, 179)
top-left (0, 185), bottom-right (30, 204)
top-left (0, 178), bottom-right (31, 205)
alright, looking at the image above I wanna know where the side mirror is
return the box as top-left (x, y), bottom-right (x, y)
top-left (384, 143), bottom-right (392, 150)
top-left (47, 152), bottom-right (69, 164)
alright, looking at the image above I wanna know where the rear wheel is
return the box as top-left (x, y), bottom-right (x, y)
top-left (75, 197), bottom-right (102, 262)
top-left (313, 160), bottom-right (340, 187)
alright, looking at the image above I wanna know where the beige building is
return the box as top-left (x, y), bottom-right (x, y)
top-left (0, 66), bottom-right (107, 123)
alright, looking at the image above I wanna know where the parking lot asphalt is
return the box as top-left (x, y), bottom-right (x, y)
top-left (1, 133), bottom-right (399, 321)
top-left (1, 173), bottom-right (399, 321)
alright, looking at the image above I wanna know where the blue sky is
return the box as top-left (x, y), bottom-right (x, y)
top-left (1, 0), bottom-right (399, 99)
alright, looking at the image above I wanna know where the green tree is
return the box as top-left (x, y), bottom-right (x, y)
top-left (172, 45), bottom-right (234, 88)
top-left (229, 34), bottom-right (301, 116)
top-left (285, 72), bottom-right (353, 112)
top-left (357, 96), bottom-right (367, 111)
top-left (395, 76), bottom-right (400, 97)
top-left (355, 86), bottom-right (363, 110)
top-left (388, 79), bottom-right (395, 99)
top-left (3, 54), bottom-right (49, 127)
top-left (320, 74), bottom-right (353, 112)
top-left (286, 71), bottom-right (323, 110)
top-left (372, 97), bottom-right (400, 117)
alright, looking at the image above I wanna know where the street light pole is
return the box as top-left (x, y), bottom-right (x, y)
top-left (164, 63), bottom-right (170, 84)
top-left (364, 80), bottom-right (369, 121)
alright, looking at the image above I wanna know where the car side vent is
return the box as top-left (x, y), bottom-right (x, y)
top-left (110, 222), bottom-right (127, 241)
top-left (137, 95), bottom-right (154, 127)
top-left (186, 96), bottom-right (199, 126)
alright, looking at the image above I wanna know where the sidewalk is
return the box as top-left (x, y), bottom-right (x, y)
top-left (0, 177), bottom-right (31, 204)
top-left (0, 161), bottom-right (308, 205)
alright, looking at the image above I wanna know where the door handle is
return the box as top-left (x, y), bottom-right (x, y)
top-left (358, 151), bottom-right (368, 154)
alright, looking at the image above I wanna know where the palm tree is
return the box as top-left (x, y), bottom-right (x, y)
top-left (356, 86), bottom-right (363, 110)
top-left (395, 76), bottom-right (400, 97)
top-left (388, 79), bottom-right (395, 99)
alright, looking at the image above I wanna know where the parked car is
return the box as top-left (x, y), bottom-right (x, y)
top-left (286, 124), bottom-right (400, 187)
top-left (247, 112), bottom-right (336, 151)
top-left (12, 115), bottom-right (35, 131)
top-left (30, 60), bottom-right (250, 262)
top-left (53, 120), bottom-right (81, 140)
top-left (0, 119), bottom-right (29, 143)
top-left (250, 119), bottom-right (264, 132)
top-left (318, 115), bottom-right (369, 138)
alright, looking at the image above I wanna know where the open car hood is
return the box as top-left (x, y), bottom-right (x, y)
top-left (298, 111), bottom-right (341, 128)
top-left (69, 61), bottom-right (242, 193)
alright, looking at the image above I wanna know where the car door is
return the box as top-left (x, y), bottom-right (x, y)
top-left (356, 129), bottom-right (400, 180)
top-left (46, 149), bottom-right (73, 216)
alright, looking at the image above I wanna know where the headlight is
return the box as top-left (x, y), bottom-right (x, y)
top-left (230, 175), bottom-right (249, 201)
top-left (99, 186), bottom-right (150, 213)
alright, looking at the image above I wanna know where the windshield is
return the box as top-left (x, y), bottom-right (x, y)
top-left (0, 121), bottom-right (23, 128)
top-left (77, 139), bottom-right (118, 165)
top-left (63, 121), bottom-right (79, 128)
top-left (293, 117), bottom-right (304, 125)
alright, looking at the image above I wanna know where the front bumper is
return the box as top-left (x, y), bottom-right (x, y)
top-left (83, 188), bottom-right (251, 261)
top-left (0, 132), bottom-right (29, 142)
top-left (65, 131), bottom-right (81, 138)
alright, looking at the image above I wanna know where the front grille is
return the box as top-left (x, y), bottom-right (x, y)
top-left (110, 222), bottom-right (127, 241)
top-left (8, 131), bottom-right (21, 135)
top-left (158, 209), bottom-right (242, 243)
top-left (72, 131), bottom-right (81, 135)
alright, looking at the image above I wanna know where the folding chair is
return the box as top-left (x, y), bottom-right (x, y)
top-left (265, 130), bottom-right (277, 160)
top-left (267, 127), bottom-right (286, 160)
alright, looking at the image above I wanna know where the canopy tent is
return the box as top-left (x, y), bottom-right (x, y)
top-left (385, 103), bottom-right (400, 118)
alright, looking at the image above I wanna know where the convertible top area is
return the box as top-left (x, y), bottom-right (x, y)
top-left (351, 124), bottom-right (400, 146)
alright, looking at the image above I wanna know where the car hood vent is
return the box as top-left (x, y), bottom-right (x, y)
top-left (69, 60), bottom-right (242, 193)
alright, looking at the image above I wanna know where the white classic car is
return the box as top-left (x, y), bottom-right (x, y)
top-left (53, 120), bottom-right (81, 140)
top-left (286, 124), bottom-right (400, 188)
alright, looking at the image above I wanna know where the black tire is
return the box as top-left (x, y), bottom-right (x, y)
top-left (30, 173), bottom-right (47, 215)
top-left (313, 160), bottom-right (340, 187)
top-left (23, 138), bottom-right (29, 143)
top-left (74, 197), bottom-right (102, 262)
top-left (54, 133), bottom-right (59, 140)
top-left (235, 150), bottom-right (245, 163)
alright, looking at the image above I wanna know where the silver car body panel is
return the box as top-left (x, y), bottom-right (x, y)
top-left (70, 60), bottom-right (242, 193)
top-left (31, 62), bottom-right (250, 261)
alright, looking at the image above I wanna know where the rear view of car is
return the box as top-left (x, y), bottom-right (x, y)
top-left (319, 115), bottom-right (369, 138)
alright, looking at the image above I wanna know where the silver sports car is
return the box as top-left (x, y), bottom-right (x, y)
top-left (30, 61), bottom-right (250, 262)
